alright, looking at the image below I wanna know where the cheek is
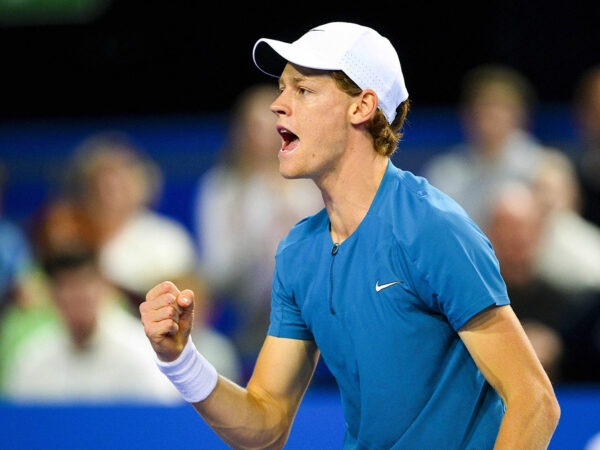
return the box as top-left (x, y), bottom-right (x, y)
top-left (304, 105), bottom-right (348, 146)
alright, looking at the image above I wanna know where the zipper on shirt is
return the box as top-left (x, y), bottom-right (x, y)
top-left (329, 243), bottom-right (340, 314)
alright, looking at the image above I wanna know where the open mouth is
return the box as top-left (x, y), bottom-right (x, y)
top-left (278, 126), bottom-right (298, 152)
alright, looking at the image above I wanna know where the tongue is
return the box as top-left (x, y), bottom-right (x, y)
top-left (282, 138), bottom-right (299, 152)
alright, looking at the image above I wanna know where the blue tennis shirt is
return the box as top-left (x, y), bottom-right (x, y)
top-left (269, 161), bottom-right (510, 449)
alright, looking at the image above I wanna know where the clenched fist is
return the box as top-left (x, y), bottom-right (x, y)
top-left (140, 281), bottom-right (196, 362)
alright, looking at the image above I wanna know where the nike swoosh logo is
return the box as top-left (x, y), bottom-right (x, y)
top-left (375, 281), bottom-right (402, 292)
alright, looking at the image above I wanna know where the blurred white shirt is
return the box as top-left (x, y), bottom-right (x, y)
top-left (3, 301), bottom-right (182, 405)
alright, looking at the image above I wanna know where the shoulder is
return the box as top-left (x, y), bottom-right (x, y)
top-left (196, 165), bottom-right (239, 195)
top-left (117, 210), bottom-right (196, 253)
top-left (376, 165), bottom-right (494, 273)
top-left (380, 164), bottom-right (474, 232)
top-left (276, 207), bottom-right (328, 253)
top-left (4, 323), bottom-right (65, 377)
top-left (0, 220), bottom-right (31, 254)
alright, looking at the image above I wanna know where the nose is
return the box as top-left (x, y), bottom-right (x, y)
top-left (270, 92), bottom-right (288, 117)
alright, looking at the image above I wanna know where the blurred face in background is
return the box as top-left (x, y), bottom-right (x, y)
top-left (49, 261), bottom-right (107, 348)
top-left (532, 150), bottom-right (581, 215)
top-left (228, 85), bottom-right (281, 170)
top-left (81, 149), bottom-right (151, 219)
top-left (461, 82), bottom-right (527, 155)
top-left (485, 182), bottom-right (544, 286)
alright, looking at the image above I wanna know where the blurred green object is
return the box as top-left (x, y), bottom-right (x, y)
top-left (0, 0), bottom-right (110, 25)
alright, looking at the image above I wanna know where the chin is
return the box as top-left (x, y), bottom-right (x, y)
top-left (279, 165), bottom-right (305, 180)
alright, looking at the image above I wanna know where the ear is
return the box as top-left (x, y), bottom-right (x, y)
top-left (350, 89), bottom-right (378, 125)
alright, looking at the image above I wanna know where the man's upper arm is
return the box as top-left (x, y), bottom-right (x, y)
top-left (247, 336), bottom-right (320, 415)
top-left (458, 305), bottom-right (550, 402)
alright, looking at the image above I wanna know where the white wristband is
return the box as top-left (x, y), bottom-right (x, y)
top-left (155, 337), bottom-right (218, 403)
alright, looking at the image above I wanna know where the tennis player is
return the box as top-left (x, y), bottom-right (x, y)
top-left (140, 22), bottom-right (560, 449)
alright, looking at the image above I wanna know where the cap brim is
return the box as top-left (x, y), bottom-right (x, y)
top-left (253, 39), bottom-right (290, 78)
top-left (253, 38), bottom-right (342, 78)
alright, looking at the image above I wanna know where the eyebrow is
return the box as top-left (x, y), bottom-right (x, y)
top-left (279, 71), bottom-right (309, 84)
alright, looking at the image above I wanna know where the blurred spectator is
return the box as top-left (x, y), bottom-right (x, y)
top-left (0, 161), bottom-right (40, 385)
top-left (1, 238), bottom-right (182, 404)
top-left (0, 161), bottom-right (35, 314)
top-left (59, 131), bottom-right (198, 304)
top-left (485, 180), bottom-right (573, 382)
top-left (531, 148), bottom-right (600, 295)
top-left (0, 162), bottom-right (33, 315)
top-left (36, 131), bottom-right (242, 381)
top-left (570, 64), bottom-right (600, 229)
top-left (422, 63), bottom-right (547, 227)
top-left (193, 84), bottom-right (322, 372)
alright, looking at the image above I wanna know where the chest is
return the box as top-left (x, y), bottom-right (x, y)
top-left (294, 233), bottom-right (435, 355)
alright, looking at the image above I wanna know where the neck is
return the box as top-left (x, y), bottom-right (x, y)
top-left (323, 155), bottom-right (388, 243)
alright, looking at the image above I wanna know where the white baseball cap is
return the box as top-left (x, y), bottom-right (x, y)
top-left (252, 22), bottom-right (409, 124)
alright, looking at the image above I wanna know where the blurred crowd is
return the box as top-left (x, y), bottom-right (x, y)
top-left (422, 63), bottom-right (600, 383)
top-left (0, 64), bottom-right (599, 405)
